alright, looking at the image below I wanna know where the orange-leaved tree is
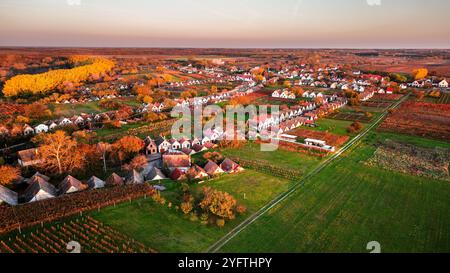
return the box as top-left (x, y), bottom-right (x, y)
top-left (0, 165), bottom-right (20, 186)
top-left (33, 130), bottom-right (84, 175)
top-left (199, 187), bottom-right (237, 221)
top-left (113, 136), bottom-right (144, 162)
top-left (412, 68), bottom-right (428, 80)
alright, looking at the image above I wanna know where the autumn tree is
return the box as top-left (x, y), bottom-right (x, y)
top-left (216, 218), bottom-right (225, 228)
top-left (314, 96), bottom-right (324, 104)
top-left (163, 98), bottom-right (177, 108)
top-left (33, 130), bottom-right (84, 174)
top-left (199, 187), bottom-right (237, 220)
top-left (254, 74), bottom-right (265, 82)
top-left (72, 130), bottom-right (97, 144)
top-left (413, 68), bottom-right (428, 80)
top-left (122, 154), bottom-right (148, 171)
top-left (236, 204), bottom-right (247, 215)
top-left (347, 121), bottom-right (363, 134)
top-left (96, 142), bottom-right (111, 173)
top-left (142, 95), bottom-right (153, 104)
top-left (113, 136), bottom-right (144, 162)
top-left (181, 201), bottom-right (193, 214)
top-left (0, 165), bottom-right (20, 186)
top-left (291, 86), bottom-right (304, 97)
top-left (180, 90), bottom-right (198, 99)
top-left (144, 112), bottom-right (161, 122)
top-left (23, 103), bottom-right (52, 120)
top-left (209, 85), bottom-right (218, 95)
top-left (229, 96), bottom-right (252, 106)
top-left (114, 105), bottom-right (134, 121)
top-left (203, 152), bottom-right (224, 163)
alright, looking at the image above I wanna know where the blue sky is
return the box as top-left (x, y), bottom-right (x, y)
top-left (0, 0), bottom-right (449, 48)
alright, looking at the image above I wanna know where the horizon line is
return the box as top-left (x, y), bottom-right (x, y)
top-left (0, 45), bottom-right (449, 50)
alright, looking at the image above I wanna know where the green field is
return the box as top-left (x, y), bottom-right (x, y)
top-left (90, 170), bottom-right (291, 252)
top-left (50, 101), bottom-right (103, 117)
top-left (219, 132), bottom-right (450, 253)
top-left (306, 118), bottom-right (360, 136)
top-left (94, 121), bottom-right (147, 138)
top-left (219, 142), bottom-right (323, 174)
top-left (49, 97), bottom-right (141, 118)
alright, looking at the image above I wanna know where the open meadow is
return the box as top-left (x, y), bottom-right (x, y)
top-left (219, 132), bottom-right (450, 252)
top-left (90, 170), bottom-right (291, 252)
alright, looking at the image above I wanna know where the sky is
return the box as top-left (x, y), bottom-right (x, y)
top-left (0, 0), bottom-right (449, 48)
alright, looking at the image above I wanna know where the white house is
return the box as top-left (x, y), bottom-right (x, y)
top-left (411, 81), bottom-right (423, 88)
top-left (201, 136), bottom-right (211, 145)
top-left (439, 79), bottom-right (448, 88)
top-left (179, 138), bottom-right (191, 149)
top-left (155, 136), bottom-right (171, 153)
top-left (34, 124), bottom-right (49, 134)
top-left (23, 125), bottom-right (34, 135)
top-left (59, 118), bottom-right (72, 126)
top-left (58, 175), bottom-right (85, 194)
top-left (49, 122), bottom-right (58, 130)
top-left (169, 139), bottom-right (181, 150)
top-left (87, 176), bottom-right (105, 189)
top-left (23, 176), bottom-right (57, 203)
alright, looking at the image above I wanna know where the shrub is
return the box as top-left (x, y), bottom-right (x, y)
top-left (216, 218), bottom-right (225, 228)
top-left (181, 202), bottom-right (193, 214)
top-left (236, 204), bottom-right (247, 215)
top-left (189, 212), bottom-right (199, 222)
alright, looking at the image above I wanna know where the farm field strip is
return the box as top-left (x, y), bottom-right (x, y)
top-left (207, 94), bottom-right (409, 252)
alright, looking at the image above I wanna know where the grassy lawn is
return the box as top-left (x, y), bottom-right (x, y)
top-left (49, 97), bottom-right (141, 118)
top-left (219, 132), bottom-right (450, 253)
top-left (94, 122), bottom-right (146, 138)
top-left (90, 170), bottom-right (291, 252)
top-left (50, 101), bottom-right (103, 117)
top-left (219, 142), bottom-right (323, 174)
top-left (307, 118), bottom-right (361, 136)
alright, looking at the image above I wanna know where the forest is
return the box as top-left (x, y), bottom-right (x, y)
top-left (2, 56), bottom-right (115, 97)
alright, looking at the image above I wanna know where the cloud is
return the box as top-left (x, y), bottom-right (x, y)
top-left (67, 0), bottom-right (81, 6)
top-left (366, 0), bottom-right (381, 6)
top-left (293, 0), bottom-right (303, 16)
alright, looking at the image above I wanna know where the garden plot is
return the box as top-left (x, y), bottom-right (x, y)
top-left (365, 140), bottom-right (450, 181)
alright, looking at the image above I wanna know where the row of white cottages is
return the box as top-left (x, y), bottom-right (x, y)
top-left (21, 115), bottom-right (92, 135)
top-left (251, 99), bottom-right (347, 134)
top-left (302, 91), bottom-right (324, 99)
top-left (272, 89), bottom-right (296, 99)
top-left (171, 84), bottom-right (259, 109)
top-left (19, 111), bottom-right (115, 136)
top-left (410, 79), bottom-right (448, 88)
top-left (145, 129), bottom-right (223, 155)
top-left (250, 102), bottom-right (317, 133)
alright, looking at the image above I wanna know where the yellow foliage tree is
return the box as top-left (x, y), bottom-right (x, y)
top-left (412, 68), bottom-right (428, 80)
top-left (3, 57), bottom-right (115, 97)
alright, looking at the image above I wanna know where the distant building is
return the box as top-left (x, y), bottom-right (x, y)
top-left (163, 152), bottom-right (191, 172)
top-left (18, 148), bottom-right (42, 167)
top-left (22, 176), bottom-right (57, 203)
